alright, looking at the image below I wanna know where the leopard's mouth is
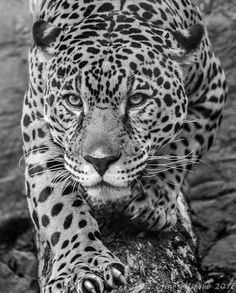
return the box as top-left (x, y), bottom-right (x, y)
top-left (88, 180), bottom-right (121, 189)
top-left (84, 181), bottom-right (132, 202)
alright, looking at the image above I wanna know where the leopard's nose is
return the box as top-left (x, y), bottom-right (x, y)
top-left (84, 153), bottom-right (121, 177)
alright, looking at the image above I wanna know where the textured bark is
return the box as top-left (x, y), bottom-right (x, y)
top-left (37, 193), bottom-right (202, 293)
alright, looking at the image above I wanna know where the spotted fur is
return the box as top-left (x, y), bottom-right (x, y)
top-left (22, 0), bottom-right (227, 292)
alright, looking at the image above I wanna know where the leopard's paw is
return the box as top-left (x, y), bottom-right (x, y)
top-left (125, 193), bottom-right (177, 231)
top-left (77, 272), bottom-right (104, 293)
top-left (44, 254), bottom-right (126, 293)
top-left (44, 271), bottom-right (104, 293)
top-left (102, 262), bottom-right (126, 289)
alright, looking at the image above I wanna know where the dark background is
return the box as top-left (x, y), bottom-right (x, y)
top-left (0, 0), bottom-right (235, 292)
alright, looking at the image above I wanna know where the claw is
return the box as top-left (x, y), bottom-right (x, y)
top-left (83, 280), bottom-right (97, 293)
top-left (111, 268), bottom-right (126, 286)
top-left (117, 274), bottom-right (126, 286)
top-left (112, 267), bottom-right (121, 278)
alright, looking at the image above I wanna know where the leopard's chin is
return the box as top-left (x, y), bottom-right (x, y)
top-left (85, 182), bottom-right (131, 203)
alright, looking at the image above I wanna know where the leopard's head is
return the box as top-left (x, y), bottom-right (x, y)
top-left (33, 15), bottom-right (204, 202)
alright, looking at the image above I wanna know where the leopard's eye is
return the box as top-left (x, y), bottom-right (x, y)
top-left (64, 94), bottom-right (83, 108)
top-left (128, 93), bottom-right (149, 108)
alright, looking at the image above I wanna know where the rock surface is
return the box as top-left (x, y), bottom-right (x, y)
top-left (0, 0), bottom-right (235, 292)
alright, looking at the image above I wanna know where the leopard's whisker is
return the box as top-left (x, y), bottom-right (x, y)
top-left (21, 145), bottom-right (63, 159)
top-left (152, 154), bottom-right (210, 167)
top-left (134, 176), bottom-right (145, 194)
top-left (145, 166), bottom-right (194, 174)
top-left (62, 175), bottom-right (74, 193)
top-left (148, 152), bottom-right (198, 162)
top-left (25, 168), bottom-right (65, 177)
top-left (52, 171), bottom-right (70, 184)
top-left (25, 158), bottom-right (64, 172)
top-left (72, 180), bottom-right (79, 194)
top-left (147, 158), bottom-right (196, 166)
top-left (51, 170), bottom-right (69, 183)
top-left (183, 118), bottom-right (202, 124)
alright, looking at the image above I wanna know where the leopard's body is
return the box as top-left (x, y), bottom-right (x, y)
top-left (22, 0), bottom-right (227, 292)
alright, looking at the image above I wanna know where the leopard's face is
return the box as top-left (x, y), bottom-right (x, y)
top-left (43, 44), bottom-right (187, 201)
top-left (37, 15), bottom-right (203, 201)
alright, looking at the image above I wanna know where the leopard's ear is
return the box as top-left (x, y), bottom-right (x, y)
top-left (168, 23), bottom-right (205, 62)
top-left (33, 20), bottom-right (62, 55)
top-left (173, 23), bottom-right (204, 53)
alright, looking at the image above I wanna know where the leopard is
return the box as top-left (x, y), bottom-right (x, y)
top-left (21, 0), bottom-right (227, 292)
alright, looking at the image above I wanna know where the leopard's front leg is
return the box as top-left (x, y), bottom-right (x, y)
top-left (126, 176), bottom-right (178, 231)
top-left (25, 146), bottom-right (126, 292)
top-left (126, 51), bottom-right (227, 232)
top-left (22, 114), bottom-right (126, 293)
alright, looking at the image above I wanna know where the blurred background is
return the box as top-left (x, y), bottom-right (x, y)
top-left (0, 0), bottom-right (235, 292)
